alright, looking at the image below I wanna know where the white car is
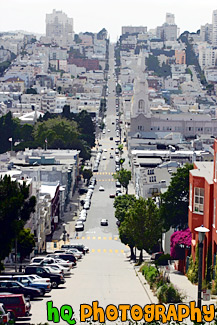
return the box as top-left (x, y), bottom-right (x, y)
top-left (107, 129), bottom-right (111, 132)
top-left (78, 216), bottom-right (86, 222)
top-left (103, 148), bottom-right (107, 152)
top-left (26, 274), bottom-right (51, 284)
top-left (102, 156), bottom-right (106, 160)
top-left (103, 130), bottom-right (105, 134)
top-left (38, 262), bottom-right (71, 275)
top-left (67, 249), bottom-right (83, 259)
top-left (99, 186), bottom-right (105, 191)
top-left (75, 223), bottom-right (84, 231)
top-left (100, 219), bottom-right (108, 226)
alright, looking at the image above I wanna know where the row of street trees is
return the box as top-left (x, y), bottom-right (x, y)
top-left (0, 175), bottom-right (36, 271)
top-left (114, 163), bottom-right (193, 263)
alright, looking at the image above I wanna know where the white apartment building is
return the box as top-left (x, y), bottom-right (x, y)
top-left (46, 9), bottom-right (74, 46)
top-left (122, 26), bottom-right (147, 35)
top-left (198, 44), bottom-right (217, 69)
top-left (212, 9), bottom-right (217, 47)
top-left (200, 23), bottom-right (213, 43)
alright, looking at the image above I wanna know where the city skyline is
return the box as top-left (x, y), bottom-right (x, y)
top-left (0, 0), bottom-right (216, 41)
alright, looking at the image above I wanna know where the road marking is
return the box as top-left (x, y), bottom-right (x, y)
top-left (87, 236), bottom-right (90, 240)
top-left (92, 249), bottom-right (95, 252)
top-left (103, 249), bottom-right (107, 252)
top-left (98, 237), bottom-right (101, 240)
top-left (109, 249), bottom-right (113, 253)
top-left (114, 237), bottom-right (118, 240)
top-left (121, 249), bottom-right (124, 253)
top-left (97, 249), bottom-right (101, 252)
top-left (103, 237), bottom-right (107, 240)
top-left (82, 236), bottom-right (85, 239)
top-left (109, 237), bottom-right (112, 240)
top-left (92, 236), bottom-right (96, 240)
top-left (115, 249), bottom-right (118, 253)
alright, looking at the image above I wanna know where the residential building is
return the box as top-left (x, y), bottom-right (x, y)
top-left (46, 9), bottom-right (74, 46)
top-left (212, 9), bottom-right (217, 47)
top-left (122, 26), bottom-right (147, 35)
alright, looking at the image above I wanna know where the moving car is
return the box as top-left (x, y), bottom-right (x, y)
top-left (99, 186), bottom-right (105, 191)
top-left (109, 193), bottom-right (115, 198)
top-left (100, 219), bottom-right (108, 226)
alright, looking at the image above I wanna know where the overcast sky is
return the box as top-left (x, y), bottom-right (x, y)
top-left (0, 0), bottom-right (216, 41)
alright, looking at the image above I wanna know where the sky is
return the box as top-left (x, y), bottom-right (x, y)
top-left (0, 0), bottom-right (216, 41)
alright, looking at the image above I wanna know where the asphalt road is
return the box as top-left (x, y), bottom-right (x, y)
top-left (25, 45), bottom-right (151, 325)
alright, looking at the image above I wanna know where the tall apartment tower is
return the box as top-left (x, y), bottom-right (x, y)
top-left (166, 13), bottom-right (175, 25)
top-left (46, 9), bottom-right (74, 46)
top-left (212, 10), bottom-right (217, 47)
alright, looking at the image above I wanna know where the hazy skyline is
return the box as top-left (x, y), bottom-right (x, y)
top-left (0, 0), bottom-right (216, 41)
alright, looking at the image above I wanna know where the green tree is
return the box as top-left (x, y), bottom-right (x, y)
top-left (82, 168), bottom-right (93, 184)
top-left (26, 88), bottom-right (37, 94)
top-left (0, 175), bottom-right (36, 270)
top-left (113, 169), bottom-right (131, 194)
top-left (114, 194), bottom-right (136, 223)
top-left (17, 228), bottom-right (35, 264)
top-left (118, 144), bottom-right (123, 157)
top-left (114, 195), bottom-right (137, 260)
top-left (128, 198), bottom-right (162, 264)
top-left (159, 163), bottom-right (193, 231)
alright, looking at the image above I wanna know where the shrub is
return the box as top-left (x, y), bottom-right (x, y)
top-left (155, 253), bottom-right (171, 266)
top-left (157, 283), bottom-right (182, 303)
top-left (187, 246), bottom-right (199, 284)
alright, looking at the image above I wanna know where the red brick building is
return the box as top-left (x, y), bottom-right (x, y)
top-left (188, 141), bottom-right (217, 278)
top-left (68, 55), bottom-right (99, 71)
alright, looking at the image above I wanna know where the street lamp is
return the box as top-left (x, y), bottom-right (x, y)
top-left (194, 225), bottom-right (210, 309)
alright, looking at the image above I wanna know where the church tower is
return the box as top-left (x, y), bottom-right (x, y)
top-left (131, 54), bottom-right (150, 118)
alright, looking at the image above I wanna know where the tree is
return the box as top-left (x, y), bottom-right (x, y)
top-left (114, 194), bottom-right (136, 223)
top-left (127, 198), bottom-right (162, 264)
top-left (17, 228), bottom-right (35, 264)
top-left (118, 144), bottom-right (123, 157)
top-left (159, 163), bottom-right (193, 231)
top-left (113, 169), bottom-right (131, 194)
top-left (26, 88), bottom-right (37, 94)
top-left (82, 168), bottom-right (93, 184)
top-left (114, 195), bottom-right (137, 260)
top-left (0, 175), bottom-right (36, 270)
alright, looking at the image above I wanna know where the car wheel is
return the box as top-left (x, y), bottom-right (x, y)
top-left (51, 281), bottom-right (58, 288)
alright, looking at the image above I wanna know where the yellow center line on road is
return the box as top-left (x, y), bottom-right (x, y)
top-left (121, 250), bottom-right (124, 253)
top-left (109, 237), bottom-right (112, 240)
top-left (97, 249), bottom-right (101, 253)
top-left (115, 249), bottom-right (118, 253)
top-left (92, 249), bottom-right (95, 252)
top-left (109, 249), bottom-right (113, 253)
top-left (87, 236), bottom-right (90, 240)
top-left (114, 237), bottom-right (118, 240)
top-left (103, 249), bottom-right (107, 252)
top-left (82, 236), bottom-right (85, 240)
top-left (98, 237), bottom-right (101, 240)
top-left (92, 236), bottom-right (96, 240)
top-left (103, 237), bottom-right (107, 240)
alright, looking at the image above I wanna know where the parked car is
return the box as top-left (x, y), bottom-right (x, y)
top-left (34, 261), bottom-right (71, 275)
top-left (0, 281), bottom-right (42, 300)
top-left (12, 275), bottom-right (51, 295)
top-left (99, 186), bottom-right (105, 191)
top-left (75, 223), bottom-right (84, 231)
top-left (61, 244), bottom-right (89, 254)
top-left (25, 266), bottom-right (65, 288)
top-left (0, 302), bottom-right (13, 324)
top-left (47, 253), bottom-right (77, 265)
top-left (0, 294), bottom-right (31, 319)
top-left (109, 193), bottom-right (115, 198)
top-left (27, 274), bottom-right (51, 284)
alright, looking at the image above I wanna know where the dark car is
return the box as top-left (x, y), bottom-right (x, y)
top-left (25, 266), bottom-right (65, 288)
top-left (0, 281), bottom-right (42, 300)
top-left (0, 293), bottom-right (31, 318)
top-left (50, 254), bottom-right (77, 265)
top-left (109, 137), bottom-right (113, 141)
top-left (79, 188), bottom-right (88, 195)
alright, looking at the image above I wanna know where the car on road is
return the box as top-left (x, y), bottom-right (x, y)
top-left (12, 275), bottom-right (51, 295)
top-left (107, 129), bottom-right (110, 132)
top-left (99, 186), bottom-right (105, 191)
top-left (61, 244), bottom-right (89, 254)
top-left (116, 181), bottom-right (121, 188)
top-left (102, 156), bottom-right (106, 160)
top-left (109, 137), bottom-right (113, 140)
top-left (0, 281), bottom-right (42, 300)
top-left (0, 302), bottom-right (14, 324)
top-left (75, 223), bottom-right (84, 231)
top-left (100, 219), bottom-right (108, 226)
top-left (102, 130), bottom-right (105, 134)
top-left (109, 194), bottom-right (115, 198)
top-left (110, 154), bottom-right (113, 159)
top-left (25, 266), bottom-right (65, 288)
top-left (103, 148), bottom-right (107, 152)
top-left (0, 294), bottom-right (31, 319)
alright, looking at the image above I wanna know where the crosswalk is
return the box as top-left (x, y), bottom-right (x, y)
top-left (77, 236), bottom-right (119, 240)
top-left (91, 249), bottom-right (124, 254)
top-left (93, 172), bottom-right (115, 175)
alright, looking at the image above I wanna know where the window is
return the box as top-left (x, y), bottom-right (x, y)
top-left (213, 199), bottom-right (216, 228)
top-left (194, 187), bottom-right (204, 213)
top-left (138, 99), bottom-right (145, 113)
top-left (189, 183), bottom-right (192, 210)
